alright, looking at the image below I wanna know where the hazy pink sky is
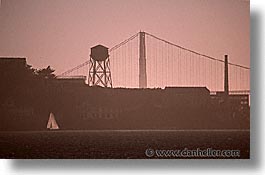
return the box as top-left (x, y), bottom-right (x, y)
top-left (0, 0), bottom-right (249, 74)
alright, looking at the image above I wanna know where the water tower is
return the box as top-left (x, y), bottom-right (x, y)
top-left (88, 45), bottom-right (112, 87)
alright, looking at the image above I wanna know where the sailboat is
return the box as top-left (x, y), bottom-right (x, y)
top-left (47, 112), bottom-right (60, 130)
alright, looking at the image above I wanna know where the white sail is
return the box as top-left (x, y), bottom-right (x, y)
top-left (47, 112), bottom-right (60, 130)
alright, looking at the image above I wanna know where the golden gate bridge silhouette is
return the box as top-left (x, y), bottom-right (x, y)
top-left (57, 31), bottom-right (250, 96)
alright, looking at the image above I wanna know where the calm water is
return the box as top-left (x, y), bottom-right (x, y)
top-left (0, 130), bottom-right (249, 159)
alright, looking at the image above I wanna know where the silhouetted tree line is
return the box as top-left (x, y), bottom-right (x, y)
top-left (23, 64), bottom-right (56, 80)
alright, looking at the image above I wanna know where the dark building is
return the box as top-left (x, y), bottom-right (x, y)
top-left (54, 76), bottom-right (86, 87)
top-left (0, 57), bottom-right (26, 68)
top-left (0, 57), bottom-right (250, 131)
top-left (0, 57), bottom-right (27, 78)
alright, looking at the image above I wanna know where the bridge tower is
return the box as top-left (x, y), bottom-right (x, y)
top-left (88, 45), bottom-right (112, 87)
top-left (139, 32), bottom-right (147, 88)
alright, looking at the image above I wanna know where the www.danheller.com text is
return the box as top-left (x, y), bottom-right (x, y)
top-left (145, 148), bottom-right (240, 158)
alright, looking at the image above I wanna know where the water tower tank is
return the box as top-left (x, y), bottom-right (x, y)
top-left (90, 45), bottom-right (109, 61)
